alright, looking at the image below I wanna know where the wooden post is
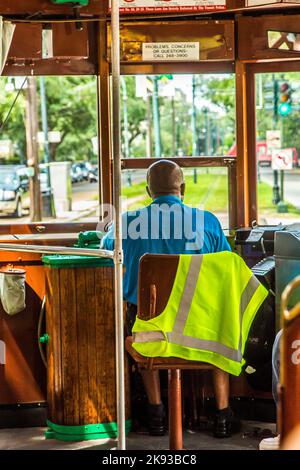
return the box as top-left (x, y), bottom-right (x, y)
top-left (25, 76), bottom-right (42, 222)
top-left (228, 163), bottom-right (238, 232)
top-left (235, 62), bottom-right (257, 227)
top-left (97, 21), bottom-right (112, 211)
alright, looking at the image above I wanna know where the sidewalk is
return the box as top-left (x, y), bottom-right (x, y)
top-left (53, 199), bottom-right (99, 222)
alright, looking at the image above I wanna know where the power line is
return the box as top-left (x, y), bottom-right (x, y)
top-left (0, 77), bottom-right (27, 132)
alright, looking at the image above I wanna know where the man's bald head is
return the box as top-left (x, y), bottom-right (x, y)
top-left (146, 160), bottom-right (185, 200)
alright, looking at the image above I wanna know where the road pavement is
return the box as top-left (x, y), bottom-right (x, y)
top-left (259, 167), bottom-right (300, 209)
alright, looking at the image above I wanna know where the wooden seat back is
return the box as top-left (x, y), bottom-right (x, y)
top-left (138, 254), bottom-right (179, 320)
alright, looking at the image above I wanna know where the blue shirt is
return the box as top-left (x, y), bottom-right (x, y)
top-left (101, 195), bottom-right (231, 305)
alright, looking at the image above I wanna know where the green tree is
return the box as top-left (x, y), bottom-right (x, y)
top-left (45, 76), bottom-right (97, 162)
top-left (0, 78), bottom-right (27, 162)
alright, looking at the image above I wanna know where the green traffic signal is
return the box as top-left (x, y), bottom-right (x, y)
top-left (278, 101), bottom-right (292, 116)
top-left (158, 74), bottom-right (173, 81)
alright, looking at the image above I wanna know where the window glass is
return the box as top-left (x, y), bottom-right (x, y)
top-left (256, 72), bottom-right (300, 225)
top-left (121, 74), bottom-right (235, 229)
top-left (0, 76), bottom-right (98, 222)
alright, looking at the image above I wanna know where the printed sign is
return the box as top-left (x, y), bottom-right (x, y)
top-left (266, 130), bottom-right (281, 154)
top-left (246, 0), bottom-right (300, 6)
top-left (142, 42), bottom-right (200, 61)
top-left (272, 148), bottom-right (293, 170)
top-left (118, 0), bottom-right (226, 13)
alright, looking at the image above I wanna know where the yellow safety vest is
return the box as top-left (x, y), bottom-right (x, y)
top-left (132, 252), bottom-right (268, 376)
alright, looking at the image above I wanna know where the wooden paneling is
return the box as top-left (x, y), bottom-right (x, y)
top-left (108, 20), bottom-right (235, 63)
top-left (8, 24), bottom-right (42, 59)
top-left (52, 23), bottom-right (89, 58)
top-left (46, 264), bottom-right (131, 425)
top-left (0, 0), bottom-right (108, 16)
top-left (3, 22), bottom-right (98, 76)
top-left (0, 221), bottom-right (97, 235)
top-left (0, 252), bottom-right (46, 405)
top-left (238, 14), bottom-right (300, 62)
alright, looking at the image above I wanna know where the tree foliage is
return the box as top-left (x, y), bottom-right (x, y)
top-left (1, 72), bottom-right (300, 165)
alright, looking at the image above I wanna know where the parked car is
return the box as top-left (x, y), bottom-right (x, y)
top-left (77, 162), bottom-right (92, 181)
top-left (88, 165), bottom-right (98, 183)
top-left (0, 165), bottom-right (30, 218)
top-left (71, 164), bottom-right (84, 183)
top-left (39, 164), bottom-right (51, 193)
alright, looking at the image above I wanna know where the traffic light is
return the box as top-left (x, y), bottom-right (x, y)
top-left (278, 82), bottom-right (292, 116)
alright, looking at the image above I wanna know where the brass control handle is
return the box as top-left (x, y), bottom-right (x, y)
top-left (36, 225), bottom-right (46, 233)
top-left (281, 276), bottom-right (300, 324)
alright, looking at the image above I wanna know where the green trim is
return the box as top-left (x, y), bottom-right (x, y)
top-left (42, 255), bottom-right (114, 268)
top-left (45, 419), bottom-right (132, 441)
top-left (39, 334), bottom-right (49, 344)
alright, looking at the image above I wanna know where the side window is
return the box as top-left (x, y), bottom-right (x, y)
top-left (19, 172), bottom-right (29, 189)
top-left (256, 72), bottom-right (300, 224)
top-left (120, 74), bottom-right (236, 230)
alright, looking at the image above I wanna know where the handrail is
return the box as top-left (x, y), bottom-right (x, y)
top-left (121, 156), bottom-right (236, 169)
top-left (111, 0), bottom-right (126, 450)
top-left (0, 243), bottom-right (114, 259)
top-left (281, 275), bottom-right (300, 324)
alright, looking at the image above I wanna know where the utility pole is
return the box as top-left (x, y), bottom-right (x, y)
top-left (152, 76), bottom-right (161, 158)
top-left (25, 77), bottom-right (42, 222)
top-left (204, 107), bottom-right (210, 174)
top-left (39, 78), bottom-right (50, 176)
top-left (39, 76), bottom-right (55, 217)
top-left (192, 75), bottom-right (197, 183)
top-left (146, 92), bottom-right (153, 158)
top-left (120, 77), bottom-right (131, 186)
top-left (172, 96), bottom-right (176, 157)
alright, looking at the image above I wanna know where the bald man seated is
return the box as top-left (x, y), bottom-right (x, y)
top-left (101, 159), bottom-right (239, 438)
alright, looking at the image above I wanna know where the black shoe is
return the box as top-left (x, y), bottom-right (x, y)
top-left (148, 403), bottom-right (166, 436)
top-left (213, 408), bottom-right (240, 438)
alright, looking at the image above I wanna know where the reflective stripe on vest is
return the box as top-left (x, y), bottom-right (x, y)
top-left (133, 255), bottom-right (261, 364)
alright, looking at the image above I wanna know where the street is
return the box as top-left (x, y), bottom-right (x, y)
top-left (0, 167), bottom-right (299, 224)
top-left (259, 167), bottom-right (300, 209)
top-left (0, 181), bottom-right (98, 223)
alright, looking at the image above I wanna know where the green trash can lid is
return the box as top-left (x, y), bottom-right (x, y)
top-left (42, 254), bottom-right (114, 268)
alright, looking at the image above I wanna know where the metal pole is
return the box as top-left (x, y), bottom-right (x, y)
top-left (192, 75), bottom-right (197, 184)
top-left (111, 0), bottom-right (126, 450)
top-left (146, 92), bottom-right (153, 158)
top-left (0, 243), bottom-right (114, 258)
top-left (152, 76), bottom-right (161, 158)
top-left (272, 75), bottom-right (281, 205)
top-left (121, 76), bottom-right (131, 187)
top-left (39, 78), bottom-right (50, 177)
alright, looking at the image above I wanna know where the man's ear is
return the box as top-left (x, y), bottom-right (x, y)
top-left (180, 182), bottom-right (186, 197)
top-left (146, 185), bottom-right (152, 198)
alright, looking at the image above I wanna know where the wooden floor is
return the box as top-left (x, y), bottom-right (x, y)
top-left (0, 421), bottom-right (276, 450)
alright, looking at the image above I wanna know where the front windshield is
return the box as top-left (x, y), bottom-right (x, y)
top-left (0, 171), bottom-right (18, 187)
